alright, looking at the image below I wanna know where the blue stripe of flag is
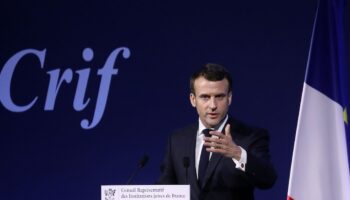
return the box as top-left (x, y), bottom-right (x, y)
top-left (305, 0), bottom-right (348, 110)
top-left (304, 0), bottom-right (349, 160)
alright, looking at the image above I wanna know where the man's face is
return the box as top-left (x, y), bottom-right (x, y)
top-left (190, 76), bottom-right (232, 128)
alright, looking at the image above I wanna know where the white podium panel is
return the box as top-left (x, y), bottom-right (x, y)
top-left (101, 185), bottom-right (190, 200)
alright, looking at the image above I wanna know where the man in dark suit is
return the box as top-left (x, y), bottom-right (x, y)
top-left (157, 63), bottom-right (277, 200)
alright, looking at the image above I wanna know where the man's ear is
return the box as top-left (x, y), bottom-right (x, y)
top-left (190, 93), bottom-right (196, 107)
top-left (228, 91), bottom-right (232, 106)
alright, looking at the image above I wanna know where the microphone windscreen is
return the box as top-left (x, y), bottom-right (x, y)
top-left (138, 155), bottom-right (149, 168)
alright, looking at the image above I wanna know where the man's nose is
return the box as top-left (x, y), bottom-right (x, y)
top-left (209, 97), bottom-right (217, 109)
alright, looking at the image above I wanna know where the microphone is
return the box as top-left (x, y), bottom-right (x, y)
top-left (183, 156), bottom-right (190, 184)
top-left (138, 155), bottom-right (149, 168)
top-left (126, 155), bottom-right (149, 185)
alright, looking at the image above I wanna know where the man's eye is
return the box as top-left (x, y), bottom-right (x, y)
top-left (217, 95), bottom-right (224, 99)
top-left (216, 95), bottom-right (226, 100)
top-left (200, 96), bottom-right (210, 100)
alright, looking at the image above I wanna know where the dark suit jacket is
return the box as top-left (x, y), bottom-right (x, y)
top-left (157, 117), bottom-right (277, 200)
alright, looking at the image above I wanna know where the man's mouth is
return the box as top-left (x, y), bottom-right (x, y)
top-left (207, 113), bottom-right (219, 118)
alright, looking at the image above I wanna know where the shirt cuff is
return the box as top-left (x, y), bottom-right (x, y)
top-left (232, 146), bottom-right (247, 171)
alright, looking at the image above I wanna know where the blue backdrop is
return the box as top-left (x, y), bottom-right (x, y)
top-left (1, 0), bottom-right (350, 199)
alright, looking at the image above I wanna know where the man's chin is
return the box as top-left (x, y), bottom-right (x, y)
top-left (205, 119), bottom-right (221, 128)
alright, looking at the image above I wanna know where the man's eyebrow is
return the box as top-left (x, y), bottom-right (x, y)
top-left (197, 93), bottom-right (227, 97)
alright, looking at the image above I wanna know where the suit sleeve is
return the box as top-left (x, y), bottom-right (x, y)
top-left (243, 129), bottom-right (277, 189)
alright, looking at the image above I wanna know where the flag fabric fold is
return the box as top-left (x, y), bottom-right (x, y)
top-left (287, 0), bottom-right (350, 199)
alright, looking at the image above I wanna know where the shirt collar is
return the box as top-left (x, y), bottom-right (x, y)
top-left (197, 115), bottom-right (228, 136)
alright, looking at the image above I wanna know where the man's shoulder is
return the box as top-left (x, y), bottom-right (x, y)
top-left (171, 123), bottom-right (197, 135)
top-left (168, 123), bottom-right (197, 140)
top-left (228, 117), bottom-right (269, 138)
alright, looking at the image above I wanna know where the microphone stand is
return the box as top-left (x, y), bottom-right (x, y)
top-left (126, 155), bottom-right (149, 185)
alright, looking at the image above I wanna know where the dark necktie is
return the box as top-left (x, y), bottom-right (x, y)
top-left (198, 128), bottom-right (211, 187)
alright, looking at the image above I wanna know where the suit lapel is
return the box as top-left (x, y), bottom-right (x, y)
top-left (187, 124), bottom-right (201, 191)
top-left (202, 152), bottom-right (222, 187)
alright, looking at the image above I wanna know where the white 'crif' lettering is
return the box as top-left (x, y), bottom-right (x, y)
top-left (0, 47), bottom-right (131, 129)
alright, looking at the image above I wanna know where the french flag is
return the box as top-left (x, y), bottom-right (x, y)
top-left (287, 0), bottom-right (350, 199)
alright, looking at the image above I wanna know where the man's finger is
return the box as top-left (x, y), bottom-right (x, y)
top-left (208, 131), bottom-right (225, 140)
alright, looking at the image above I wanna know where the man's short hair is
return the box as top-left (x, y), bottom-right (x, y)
top-left (190, 63), bottom-right (232, 94)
